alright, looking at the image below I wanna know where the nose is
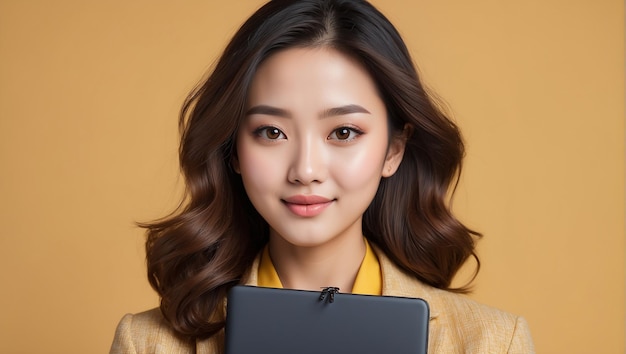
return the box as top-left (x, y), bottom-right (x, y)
top-left (287, 135), bottom-right (327, 185)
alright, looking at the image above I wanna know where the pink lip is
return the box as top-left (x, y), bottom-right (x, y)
top-left (282, 195), bottom-right (334, 217)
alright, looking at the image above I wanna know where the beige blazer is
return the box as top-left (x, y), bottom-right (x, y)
top-left (111, 248), bottom-right (535, 353)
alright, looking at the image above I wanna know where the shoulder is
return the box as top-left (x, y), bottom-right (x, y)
top-left (110, 308), bottom-right (195, 354)
top-left (376, 248), bottom-right (535, 353)
top-left (433, 286), bottom-right (517, 324)
top-left (428, 289), bottom-right (534, 353)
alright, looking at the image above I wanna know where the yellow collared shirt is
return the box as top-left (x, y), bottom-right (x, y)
top-left (257, 239), bottom-right (382, 295)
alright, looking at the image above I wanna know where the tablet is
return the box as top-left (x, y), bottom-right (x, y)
top-left (225, 285), bottom-right (429, 354)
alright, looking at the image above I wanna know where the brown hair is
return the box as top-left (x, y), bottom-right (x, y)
top-left (143, 0), bottom-right (480, 340)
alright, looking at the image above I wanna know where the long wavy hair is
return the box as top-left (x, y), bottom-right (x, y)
top-left (143, 0), bottom-right (480, 340)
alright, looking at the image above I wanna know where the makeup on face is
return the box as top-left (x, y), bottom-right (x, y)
top-left (236, 47), bottom-right (400, 250)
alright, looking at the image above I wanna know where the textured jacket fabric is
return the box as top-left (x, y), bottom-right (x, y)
top-left (110, 248), bottom-right (535, 353)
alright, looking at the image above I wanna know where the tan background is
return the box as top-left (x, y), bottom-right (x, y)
top-left (0, 0), bottom-right (623, 353)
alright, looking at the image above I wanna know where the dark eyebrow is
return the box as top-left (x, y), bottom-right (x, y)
top-left (321, 104), bottom-right (370, 118)
top-left (245, 105), bottom-right (292, 118)
top-left (246, 104), bottom-right (370, 119)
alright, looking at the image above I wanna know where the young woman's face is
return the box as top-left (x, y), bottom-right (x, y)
top-left (235, 47), bottom-right (405, 249)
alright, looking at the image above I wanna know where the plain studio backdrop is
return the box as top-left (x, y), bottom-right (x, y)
top-left (0, 1), bottom-right (623, 353)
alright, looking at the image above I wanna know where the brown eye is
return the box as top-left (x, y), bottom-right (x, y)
top-left (254, 126), bottom-right (285, 140)
top-left (265, 127), bottom-right (282, 139)
top-left (335, 128), bottom-right (351, 140)
top-left (328, 127), bottom-right (362, 141)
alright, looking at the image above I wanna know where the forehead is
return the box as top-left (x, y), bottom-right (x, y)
top-left (246, 47), bottom-right (383, 110)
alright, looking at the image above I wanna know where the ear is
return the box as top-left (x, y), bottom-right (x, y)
top-left (382, 124), bottom-right (411, 178)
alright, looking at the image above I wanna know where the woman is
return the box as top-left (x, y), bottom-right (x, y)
top-left (111, 0), bottom-right (534, 352)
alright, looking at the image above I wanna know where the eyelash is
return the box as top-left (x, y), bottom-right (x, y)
top-left (328, 126), bottom-right (364, 142)
top-left (252, 125), bottom-right (364, 142)
top-left (253, 126), bottom-right (286, 140)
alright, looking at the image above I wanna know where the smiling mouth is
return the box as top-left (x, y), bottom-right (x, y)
top-left (281, 196), bottom-right (334, 217)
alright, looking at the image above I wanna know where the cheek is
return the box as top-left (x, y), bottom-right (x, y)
top-left (331, 142), bottom-right (388, 190)
top-left (237, 141), bottom-right (284, 192)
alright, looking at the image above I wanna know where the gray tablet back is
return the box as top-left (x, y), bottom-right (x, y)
top-left (225, 285), bottom-right (429, 354)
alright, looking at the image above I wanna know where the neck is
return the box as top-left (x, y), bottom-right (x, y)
top-left (268, 233), bottom-right (366, 292)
